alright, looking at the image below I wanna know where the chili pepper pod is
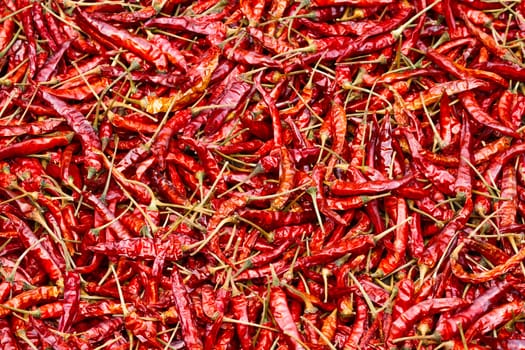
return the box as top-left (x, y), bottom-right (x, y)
top-left (433, 278), bottom-right (514, 342)
top-left (74, 9), bottom-right (167, 72)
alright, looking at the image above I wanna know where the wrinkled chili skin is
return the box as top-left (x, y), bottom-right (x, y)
top-left (0, 0), bottom-right (524, 348)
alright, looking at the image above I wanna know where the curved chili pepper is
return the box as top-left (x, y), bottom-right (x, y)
top-left (5, 213), bottom-right (63, 283)
top-left (311, 0), bottom-right (393, 6)
top-left (79, 317), bottom-right (124, 343)
top-left (465, 300), bottom-right (524, 342)
top-left (270, 285), bottom-right (306, 350)
top-left (0, 9), bottom-right (15, 54)
top-left (75, 9), bottom-right (167, 71)
top-left (460, 91), bottom-right (520, 138)
top-left (434, 278), bottom-right (514, 341)
top-left (389, 297), bottom-right (470, 342)
top-left (330, 174), bottom-right (414, 196)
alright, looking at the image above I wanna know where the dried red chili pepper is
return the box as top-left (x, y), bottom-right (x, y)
top-left (0, 132), bottom-right (73, 160)
top-left (75, 9), bottom-right (167, 71)
top-left (465, 300), bottom-right (524, 342)
top-left (172, 268), bottom-right (203, 350)
top-left (434, 278), bottom-right (514, 341)
top-left (389, 297), bottom-right (470, 342)
top-left (0, 285), bottom-right (62, 318)
top-left (5, 213), bottom-right (63, 283)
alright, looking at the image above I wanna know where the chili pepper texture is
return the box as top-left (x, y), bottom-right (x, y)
top-left (0, 0), bottom-right (523, 349)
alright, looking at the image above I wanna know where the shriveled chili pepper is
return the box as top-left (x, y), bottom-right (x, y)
top-left (75, 9), bottom-right (167, 71)
top-left (403, 130), bottom-right (456, 196)
top-left (82, 192), bottom-right (132, 240)
top-left (377, 197), bottom-right (409, 276)
top-left (172, 268), bottom-right (203, 350)
top-left (40, 90), bottom-right (102, 177)
top-left (270, 284), bottom-right (306, 350)
top-left (460, 91), bottom-right (520, 138)
top-left (91, 235), bottom-right (182, 261)
top-left (0, 119), bottom-right (63, 137)
top-left (5, 213), bottom-right (63, 283)
top-left (238, 209), bottom-right (317, 231)
top-left (0, 9), bottom-right (15, 54)
top-left (79, 317), bottom-right (124, 343)
top-left (0, 285), bottom-right (62, 318)
top-left (330, 174), bottom-right (414, 196)
top-left (434, 278), bottom-right (514, 341)
top-left (457, 8), bottom-right (518, 65)
top-left (310, 0), bottom-right (393, 6)
top-left (465, 300), bottom-right (524, 342)
top-left (389, 297), bottom-right (470, 342)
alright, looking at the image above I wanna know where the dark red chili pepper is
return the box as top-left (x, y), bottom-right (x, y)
top-left (231, 293), bottom-right (252, 350)
top-left (144, 16), bottom-right (226, 44)
top-left (330, 174), bottom-right (414, 196)
top-left (457, 8), bottom-right (518, 65)
top-left (298, 234), bottom-right (375, 269)
top-left (454, 115), bottom-right (473, 199)
top-left (484, 143), bottom-right (525, 186)
top-left (82, 192), bottom-right (132, 240)
top-left (460, 91), bottom-right (519, 138)
top-left (57, 271), bottom-right (80, 333)
top-left (465, 300), bottom-right (524, 342)
top-left (423, 46), bottom-right (508, 88)
top-left (75, 9), bottom-right (167, 71)
top-left (474, 60), bottom-right (525, 82)
top-left (238, 209), bottom-right (316, 231)
top-left (92, 6), bottom-right (157, 24)
top-left (405, 78), bottom-right (491, 111)
top-left (403, 130), bottom-right (456, 196)
top-left (0, 9), bottom-right (15, 54)
top-left (172, 268), bottom-right (203, 350)
top-left (343, 294), bottom-right (368, 349)
top-left (79, 317), bottom-right (124, 343)
top-left (0, 318), bottom-right (19, 350)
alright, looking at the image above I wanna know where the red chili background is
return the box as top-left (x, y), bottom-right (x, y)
top-left (0, 0), bottom-right (524, 349)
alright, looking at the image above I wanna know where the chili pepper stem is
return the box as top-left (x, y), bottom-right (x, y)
top-left (301, 315), bottom-right (338, 350)
top-left (347, 271), bottom-right (378, 319)
top-left (222, 316), bottom-right (278, 331)
top-left (391, 334), bottom-right (439, 344)
top-left (15, 330), bottom-right (39, 350)
top-left (188, 216), bottom-right (237, 256)
top-left (307, 187), bottom-right (325, 234)
top-left (391, 0), bottom-right (441, 40)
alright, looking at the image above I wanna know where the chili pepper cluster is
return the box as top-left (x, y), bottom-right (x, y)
top-left (1, 0), bottom-right (525, 349)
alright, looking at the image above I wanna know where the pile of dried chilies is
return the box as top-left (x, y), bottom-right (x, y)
top-left (0, 0), bottom-right (524, 349)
